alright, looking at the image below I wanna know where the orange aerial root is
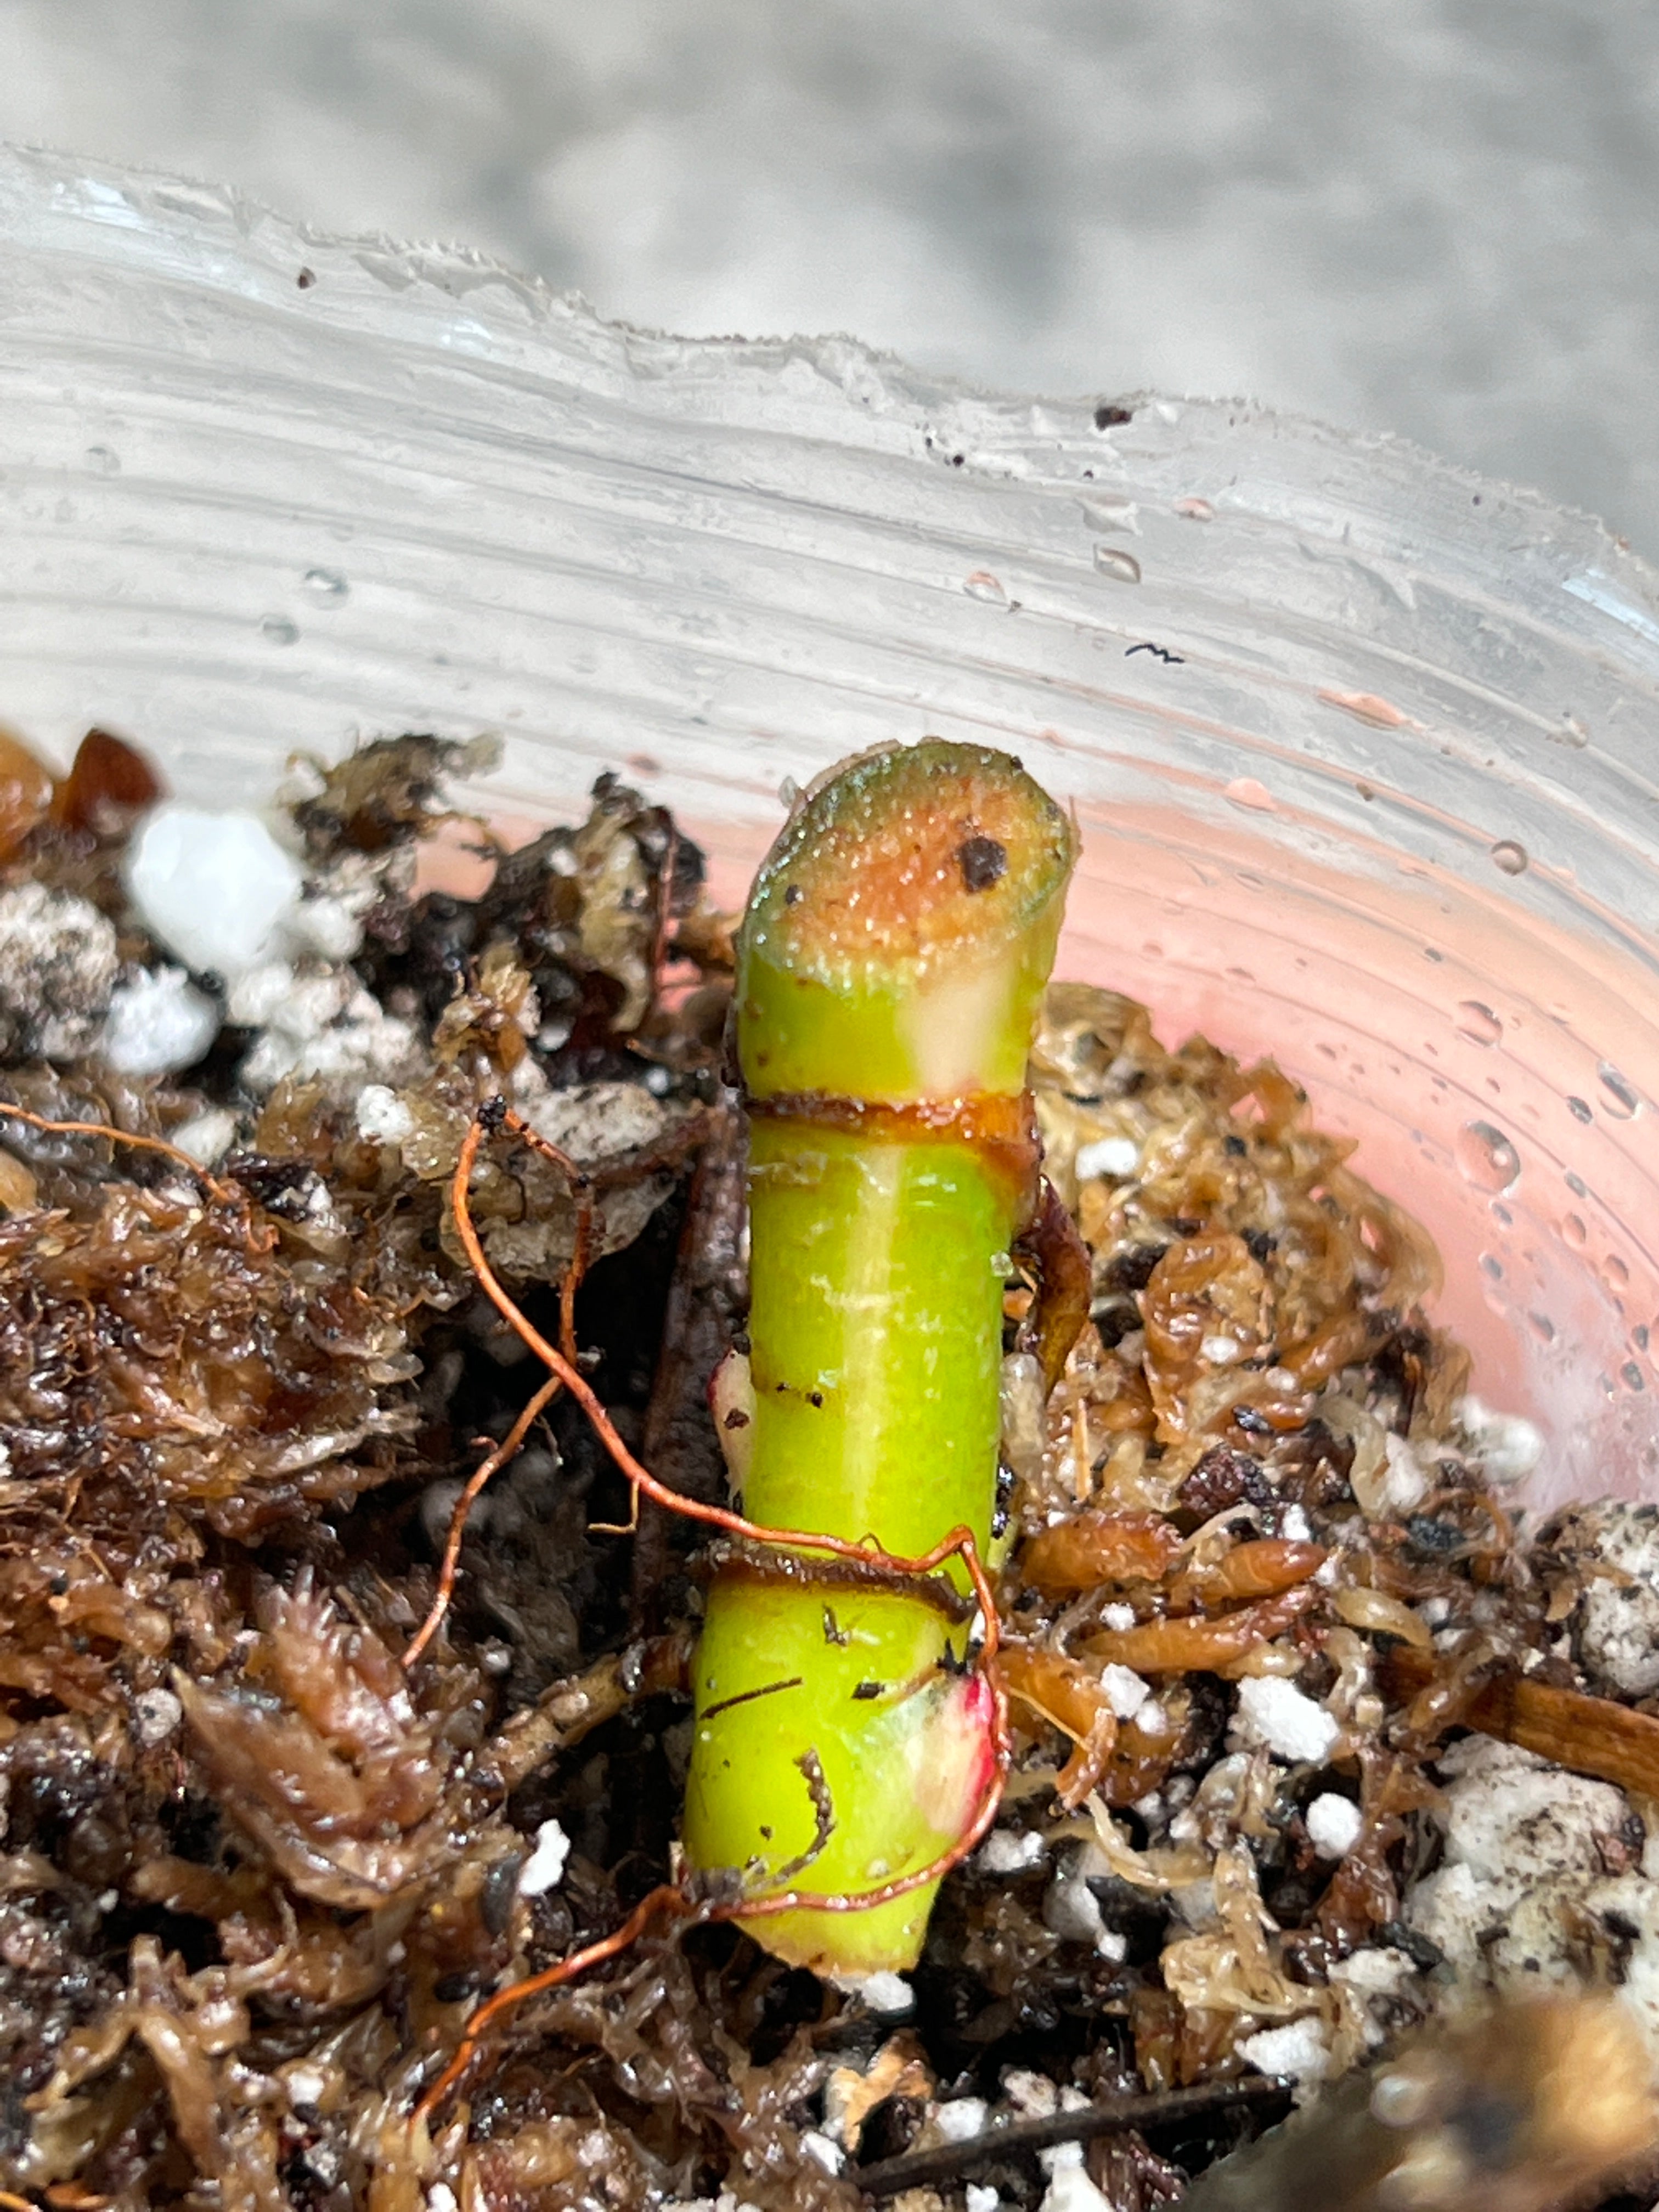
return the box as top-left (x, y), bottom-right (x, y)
top-left (401, 1373), bottom-right (563, 1671)
top-left (0, 1101), bottom-right (246, 1215)
top-left (409, 1104), bottom-right (1012, 2129)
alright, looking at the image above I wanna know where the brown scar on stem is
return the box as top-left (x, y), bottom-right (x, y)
top-left (747, 1086), bottom-right (1041, 1221)
top-left (709, 1537), bottom-right (977, 1622)
top-left (701, 1674), bottom-right (805, 1722)
top-left (1381, 1644), bottom-right (1659, 1799)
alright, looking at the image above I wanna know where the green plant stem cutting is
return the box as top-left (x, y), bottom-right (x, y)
top-left (682, 739), bottom-right (1076, 1975)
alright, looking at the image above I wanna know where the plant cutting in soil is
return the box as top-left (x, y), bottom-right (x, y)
top-left (0, 724), bottom-right (1654, 2211)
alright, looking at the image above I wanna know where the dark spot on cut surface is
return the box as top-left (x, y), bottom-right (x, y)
top-left (783, 884), bottom-right (803, 906)
top-left (723, 1408), bottom-right (749, 1430)
top-left (852, 1681), bottom-right (884, 1701)
top-left (1094, 403), bottom-right (1134, 428)
top-left (296, 267), bottom-right (317, 289)
top-left (957, 835), bottom-right (1007, 893)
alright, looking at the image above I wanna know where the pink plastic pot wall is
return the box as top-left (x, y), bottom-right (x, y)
top-left (3, 146), bottom-right (1659, 1514)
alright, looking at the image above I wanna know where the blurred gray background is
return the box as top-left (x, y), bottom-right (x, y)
top-left (3, 0), bottom-right (1656, 557)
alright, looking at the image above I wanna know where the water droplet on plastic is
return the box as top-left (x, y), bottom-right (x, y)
top-left (1635, 1323), bottom-right (1651, 1352)
top-left (1565, 1170), bottom-right (1588, 1198)
top-left (1491, 1201), bottom-right (1513, 1227)
top-left (1555, 714), bottom-right (1589, 749)
top-left (1480, 1252), bottom-right (1504, 1281)
top-left (83, 444), bottom-right (120, 475)
top-left (1607, 1253), bottom-right (1631, 1287)
top-left (1093, 545), bottom-right (1142, 584)
top-left (1455, 1001), bottom-right (1502, 1046)
top-left (1623, 1361), bottom-right (1646, 1392)
top-left (1567, 1095), bottom-right (1593, 1124)
top-left (1529, 1311), bottom-right (1556, 1342)
top-left (303, 566), bottom-right (349, 601)
top-left (1173, 496), bottom-right (1214, 521)
top-left (1490, 838), bottom-right (1528, 875)
top-left (1224, 777), bottom-right (1277, 814)
top-left (1080, 495), bottom-right (1139, 533)
top-left (260, 615), bottom-right (300, 646)
top-left (1599, 1063), bottom-right (1641, 1119)
top-left (1456, 1120), bottom-right (1521, 1193)
top-left (1563, 1212), bottom-right (1587, 1247)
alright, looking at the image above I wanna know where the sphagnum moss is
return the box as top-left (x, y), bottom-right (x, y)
top-left (682, 739), bottom-right (1075, 1975)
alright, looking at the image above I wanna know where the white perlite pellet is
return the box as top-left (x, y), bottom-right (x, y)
top-left (1404, 1734), bottom-right (1659, 2064)
top-left (799, 2131), bottom-right (843, 2175)
top-left (1100, 1663), bottom-right (1153, 1720)
top-left (127, 804), bottom-right (303, 977)
top-left (1238, 2017), bottom-right (1332, 2083)
top-left (516, 1818), bottom-right (571, 1898)
top-left (1544, 1500), bottom-right (1659, 1696)
top-left (1233, 1674), bottom-right (1339, 1764)
top-left (935, 2098), bottom-right (989, 2143)
top-left (859, 1971), bottom-right (915, 2014)
top-left (1039, 2159), bottom-right (1111, 2212)
top-left (355, 1082), bottom-right (415, 1146)
top-left (0, 881), bottom-right (119, 1059)
top-left (980, 1827), bottom-right (1047, 1874)
top-left (286, 2065), bottom-right (327, 2109)
top-left (170, 1106), bottom-right (241, 1165)
top-left (1305, 1792), bottom-right (1363, 1859)
top-left (1075, 1135), bottom-right (1139, 1181)
top-left (102, 965), bottom-right (219, 1074)
top-left (133, 1686), bottom-right (183, 1745)
top-left (1379, 1431), bottom-right (1430, 1514)
top-left (1457, 1394), bottom-right (1543, 1485)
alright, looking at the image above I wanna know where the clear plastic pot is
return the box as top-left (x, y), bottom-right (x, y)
top-left (4, 144), bottom-right (1659, 1514)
